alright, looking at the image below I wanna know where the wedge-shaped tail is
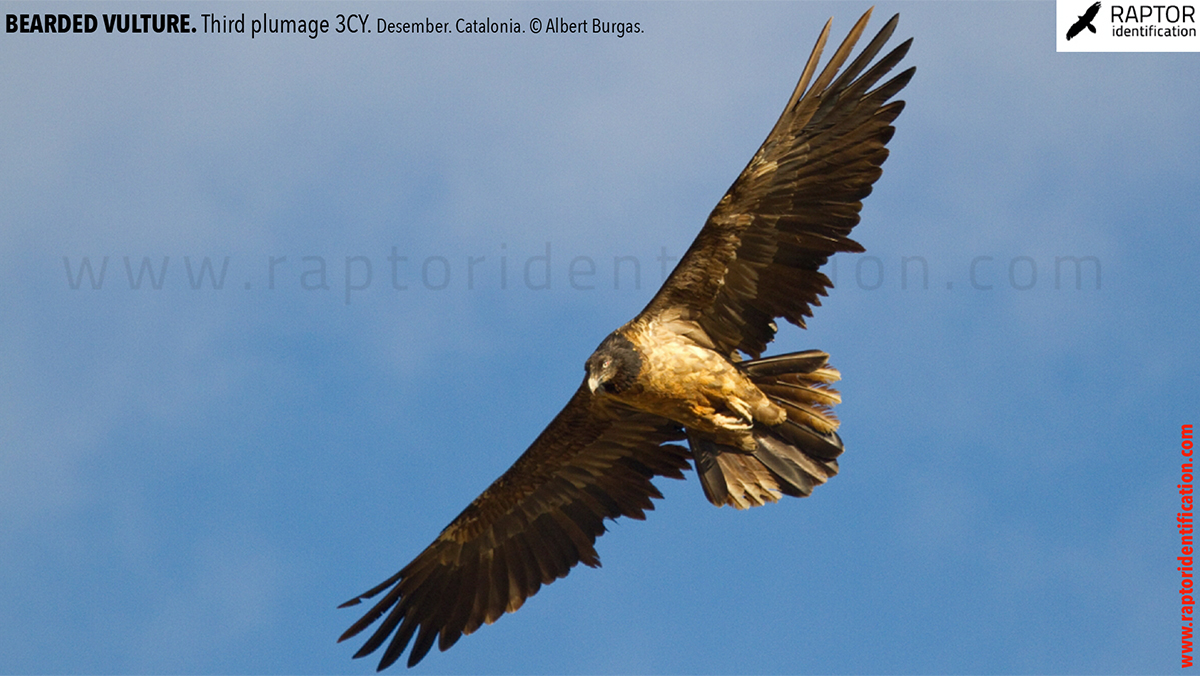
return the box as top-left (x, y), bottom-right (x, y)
top-left (690, 350), bottom-right (843, 509)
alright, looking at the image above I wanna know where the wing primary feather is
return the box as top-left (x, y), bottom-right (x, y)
top-left (436, 550), bottom-right (481, 648)
top-left (803, 9), bottom-right (875, 106)
top-left (776, 17), bottom-right (833, 131)
top-left (343, 584), bottom-right (405, 650)
top-left (372, 612), bottom-right (418, 670)
top-left (406, 623), bottom-right (440, 669)
top-left (338, 568), bottom-right (404, 611)
top-left (826, 14), bottom-right (899, 96)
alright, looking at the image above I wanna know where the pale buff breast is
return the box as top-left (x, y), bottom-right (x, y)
top-left (620, 318), bottom-right (786, 434)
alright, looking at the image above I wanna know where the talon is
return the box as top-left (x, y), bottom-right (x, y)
top-left (711, 413), bottom-right (753, 431)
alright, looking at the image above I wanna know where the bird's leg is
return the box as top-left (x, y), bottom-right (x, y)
top-left (704, 396), bottom-right (755, 432)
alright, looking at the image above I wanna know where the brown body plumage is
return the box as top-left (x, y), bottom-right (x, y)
top-left (595, 317), bottom-right (784, 437)
top-left (340, 9), bottom-right (914, 670)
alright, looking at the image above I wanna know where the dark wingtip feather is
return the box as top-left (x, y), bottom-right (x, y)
top-left (407, 625), bottom-right (439, 667)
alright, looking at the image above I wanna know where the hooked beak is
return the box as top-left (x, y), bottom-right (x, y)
top-left (587, 374), bottom-right (602, 394)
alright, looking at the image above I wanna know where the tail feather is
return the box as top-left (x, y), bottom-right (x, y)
top-left (691, 350), bottom-right (844, 509)
top-left (691, 434), bottom-right (784, 509)
top-left (691, 436), bottom-right (730, 506)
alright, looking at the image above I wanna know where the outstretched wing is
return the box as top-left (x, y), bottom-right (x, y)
top-left (639, 10), bottom-right (914, 358)
top-left (338, 385), bottom-right (689, 670)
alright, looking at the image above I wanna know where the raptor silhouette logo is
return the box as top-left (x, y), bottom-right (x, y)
top-left (1067, 1), bottom-right (1102, 39)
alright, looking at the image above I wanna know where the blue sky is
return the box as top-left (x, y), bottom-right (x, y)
top-left (2, 1), bottom-right (1197, 673)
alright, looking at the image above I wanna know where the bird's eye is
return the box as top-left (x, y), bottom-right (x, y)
top-left (602, 358), bottom-right (612, 369)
